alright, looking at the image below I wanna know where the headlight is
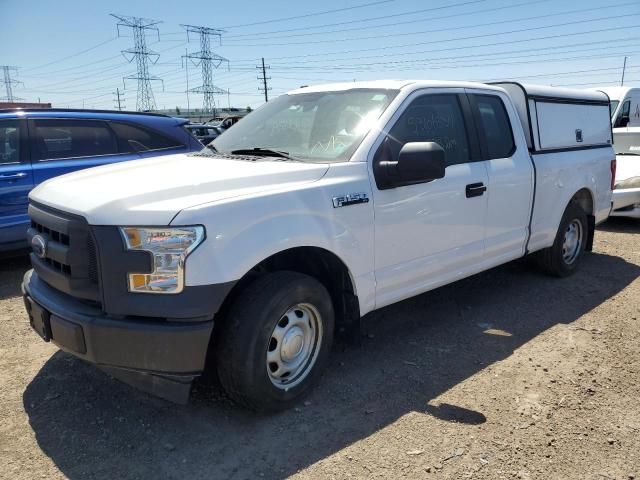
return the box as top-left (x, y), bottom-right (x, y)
top-left (119, 226), bottom-right (205, 294)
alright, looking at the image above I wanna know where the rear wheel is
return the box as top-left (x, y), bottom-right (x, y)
top-left (536, 202), bottom-right (588, 277)
top-left (215, 271), bottom-right (334, 412)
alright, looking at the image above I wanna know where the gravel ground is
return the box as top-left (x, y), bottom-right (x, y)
top-left (0, 218), bottom-right (639, 480)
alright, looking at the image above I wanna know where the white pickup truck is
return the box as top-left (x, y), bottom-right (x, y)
top-left (21, 80), bottom-right (615, 411)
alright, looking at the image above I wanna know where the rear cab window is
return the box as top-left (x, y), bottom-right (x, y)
top-left (470, 94), bottom-right (516, 159)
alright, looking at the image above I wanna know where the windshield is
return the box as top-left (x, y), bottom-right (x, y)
top-left (610, 100), bottom-right (620, 119)
top-left (613, 131), bottom-right (640, 155)
top-left (209, 88), bottom-right (398, 162)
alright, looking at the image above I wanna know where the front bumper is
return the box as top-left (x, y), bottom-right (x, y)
top-left (611, 187), bottom-right (640, 218)
top-left (22, 269), bottom-right (214, 403)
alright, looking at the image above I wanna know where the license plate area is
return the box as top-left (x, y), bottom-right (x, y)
top-left (24, 296), bottom-right (51, 341)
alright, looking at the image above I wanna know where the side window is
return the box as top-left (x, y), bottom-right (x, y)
top-left (615, 100), bottom-right (631, 128)
top-left (621, 100), bottom-right (631, 116)
top-left (0, 120), bottom-right (21, 165)
top-left (110, 122), bottom-right (183, 152)
top-left (33, 119), bottom-right (118, 161)
top-left (387, 94), bottom-right (470, 166)
top-left (473, 95), bottom-right (515, 159)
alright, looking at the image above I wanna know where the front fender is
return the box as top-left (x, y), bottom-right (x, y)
top-left (173, 166), bottom-right (375, 295)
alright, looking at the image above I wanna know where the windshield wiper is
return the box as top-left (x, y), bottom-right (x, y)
top-left (616, 152), bottom-right (640, 156)
top-left (230, 147), bottom-right (297, 160)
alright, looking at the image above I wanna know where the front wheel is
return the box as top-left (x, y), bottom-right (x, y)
top-left (536, 202), bottom-right (588, 277)
top-left (215, 271), bottom-right (334, 412)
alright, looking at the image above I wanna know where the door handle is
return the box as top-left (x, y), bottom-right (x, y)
top-left (465, 182), bottom-right (487, 198)
top-left (0, 172), bottom-right (28, 181)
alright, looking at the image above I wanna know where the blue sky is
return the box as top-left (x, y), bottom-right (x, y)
top-left (1, 0), bottom-right (638, 111)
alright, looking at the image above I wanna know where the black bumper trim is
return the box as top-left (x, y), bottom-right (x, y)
top-left (22, 269), bottom-right (215, 403)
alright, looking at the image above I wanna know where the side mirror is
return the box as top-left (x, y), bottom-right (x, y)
top-left (397, 142), bottom-right (446, 184)
top-left (375, 141), bottom-right (446, 189)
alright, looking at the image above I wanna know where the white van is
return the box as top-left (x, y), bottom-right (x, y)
top-left (596, 86), bottom-right (640, 128)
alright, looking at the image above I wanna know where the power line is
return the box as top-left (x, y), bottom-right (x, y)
top-left (181, 24), bottom-right (229, 115)
top-left (223, 13), bottom-right (639, 47)
top-left (267, 38), bottom-right (640, 70)
top-left (270, 41), bottom-right (640, 71)
top-left (111, 14), bottom-right (163, 111)
top-left (225, 0), bottom-right (497, 39)
top-left (1, 66), bottom-right (24, 102)
top-left (220, 0), bottom-right (398, 29)
top-left (258, 24), bottom-right (640, 63)
top-left (22, 37), bottom-right (118, 72)
top-left (225, 0), bottom-right (635, 43)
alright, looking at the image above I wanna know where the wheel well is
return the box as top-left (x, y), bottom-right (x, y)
top-left (570, 188), bottom-right (595, 251)
top-left (215, 247), bottom-right (361, 343)
top-left (571, 188), bottom-right (594, 216)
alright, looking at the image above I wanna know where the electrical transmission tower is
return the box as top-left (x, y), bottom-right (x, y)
top-left (257, 58), bottom-right (271, 103)
top-left (182, 24), bottom-right (229, 116)
top-left (1, 66), bottom-right (24, 102)
top-left (111, 14), bottom-right (163, 111)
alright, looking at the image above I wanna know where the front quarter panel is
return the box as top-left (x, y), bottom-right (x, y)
top-left (173, 161), bottom-right (377, 315)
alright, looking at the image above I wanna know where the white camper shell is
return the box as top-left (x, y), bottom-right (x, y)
top-left (493, 82), bottom-right (612, 151)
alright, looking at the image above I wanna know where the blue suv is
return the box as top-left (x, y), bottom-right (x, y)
top-left (0, 109), bottom-right (202, 251)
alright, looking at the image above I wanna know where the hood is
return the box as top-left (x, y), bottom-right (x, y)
top-left (29, 153), bottom-right (329, 225)
top-left (615, 153), bottom-right (640, 189)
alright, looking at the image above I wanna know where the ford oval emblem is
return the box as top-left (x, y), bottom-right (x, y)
top-left (31, 235), bottom-right (47, 259)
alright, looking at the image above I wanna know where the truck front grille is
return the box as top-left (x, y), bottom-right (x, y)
top-left (27, 202), bottom-right (101, 303)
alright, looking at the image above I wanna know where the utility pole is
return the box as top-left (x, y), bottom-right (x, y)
top-left (621, 56), bottom-right (628, 86)
top-left (1, 66), bottom-right (24, 102)
top-left (111, 14), bottom-right (163, 112)
top-left (181, 24), bottom-right (229, 117)
top-left (113, 87), bottom-right (125, 111)
top-left (184, 48), bottom-right (190, 116)
top-left (257, 57), bottom-right (271, 103)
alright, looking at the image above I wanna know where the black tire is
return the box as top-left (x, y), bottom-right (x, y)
top-left (215, 271), bottom-right (334, 412)
top-left (536, 202), bottom-right (588, 277)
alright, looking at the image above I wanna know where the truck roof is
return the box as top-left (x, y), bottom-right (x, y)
top-left (287, 79), bottom-right (506, 94)
top-left (286, 80), bottom-right (609, 102)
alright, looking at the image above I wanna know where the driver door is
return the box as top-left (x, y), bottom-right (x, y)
top-left (370, 89), bottom-right (489, 309)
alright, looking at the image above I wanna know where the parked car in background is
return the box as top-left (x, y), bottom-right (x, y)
top-left (21, 81), bottom-right (614, 411)
top-left (595, 86), bottom-right (640, 128)
top-left (0, 109), bottom-right (202, 252)
top-left (184, 123), bottom-right (222, 145)
top-left (610, 126), bottom-right (640, 218)
top-left (206, 115), bottom-right (242, 130)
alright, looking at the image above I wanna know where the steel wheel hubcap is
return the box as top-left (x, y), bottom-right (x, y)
top-left (562, 219), bottom-right (583, 265)
top-left (266, 303), bottom-right (322, 389)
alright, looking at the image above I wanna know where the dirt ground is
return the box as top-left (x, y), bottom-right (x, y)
top-left (0, 218), bottom-right (639, 480)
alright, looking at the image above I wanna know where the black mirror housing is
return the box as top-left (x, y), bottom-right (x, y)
top-left (397, 142), bottom-right (446, 184)
top-left (374, 140), bottom-right (447, 190)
